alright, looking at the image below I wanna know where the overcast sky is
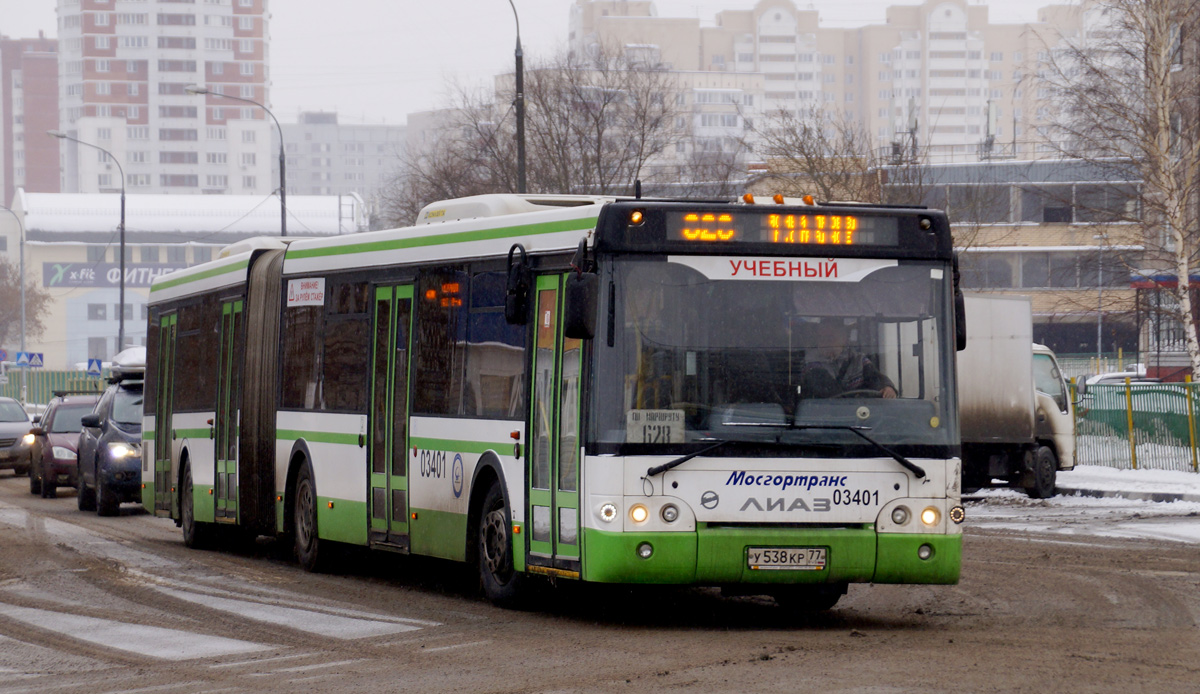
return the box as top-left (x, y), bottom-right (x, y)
top-left (2, 0), bottom-right (1057, 126)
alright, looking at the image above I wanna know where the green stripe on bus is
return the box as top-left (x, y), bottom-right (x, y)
top-left (408, 436), bottom-right (508, 455)
top-left (286, 216), bottom-right (598, 260)
top-left (143, 430), bottom-right (154, 441)
top-left (174, 428), bottom-right (210, 439)
top-left (277, 429), bottom-right (361, 446)
top-left (150, 259), bottom-right (250, 293)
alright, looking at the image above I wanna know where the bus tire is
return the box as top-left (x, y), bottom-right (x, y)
top-left (293, 462), bottom-right (329, 572)
top-left (772, 583), bottom-right (847, 613)
top-left (478, 480), bottom-right (525, 606)
top-left (181, 459), bottom-right (212, 549)
top-left (1026, 446), bottom-right (1057, 499)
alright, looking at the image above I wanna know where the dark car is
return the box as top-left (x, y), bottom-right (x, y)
top-left (0, 397), bottom-right (34, 477)
top-left (29, 392), bottom-right (102, 498)
top-left (76, 374), bottom-right (143, 516)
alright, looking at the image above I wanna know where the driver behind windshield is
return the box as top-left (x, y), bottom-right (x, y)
top-left (800, 319), bottom-right (897, 399)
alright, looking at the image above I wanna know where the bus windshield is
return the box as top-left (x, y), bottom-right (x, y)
top-left (589, 256), bottom-right (956, 455)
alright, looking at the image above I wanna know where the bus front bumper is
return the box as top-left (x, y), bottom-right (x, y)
top-left (580, 526), bottom-right (961, 586)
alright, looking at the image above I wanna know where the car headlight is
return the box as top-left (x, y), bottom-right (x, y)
top-left (22, 433), bottom-right (35, 446)
top-left (108, 442), bottom-right (141, 459)
top-left (52, 446), bottom-right (77, 460)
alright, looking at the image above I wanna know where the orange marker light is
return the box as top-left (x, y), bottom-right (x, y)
top-left (742, 193), bottom-right (755, 204)
top-left (802, 194), bottom-right (815, 205)
top-left (630, 210), bottom-right (643, 224)
top-left (327, 501), bottom-right (334, 509)
top-left (773, 194), bottom-right (785, 204)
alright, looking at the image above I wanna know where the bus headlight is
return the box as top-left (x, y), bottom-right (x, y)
top-left (630, 504), bottom-right (649, 524)
top-left (636, 542), bottom-right (653, 559)
top-left (920, 507), bottom-right (940, 526)
top-left (949, 506), bottom-right (965, 524)
top-left (599, 503), bottom-right (618, 523)
top-left (660, 504), bottom-right (679, 523)
top-left (890, 506), bottom-right (911, 525)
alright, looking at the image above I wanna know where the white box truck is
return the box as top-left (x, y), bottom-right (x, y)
top-left (958, 294), bottom-right (1076, 497)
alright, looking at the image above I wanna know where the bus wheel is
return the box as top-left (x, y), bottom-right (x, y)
top-left (181, 460), bottom-right (212, 549)
top-left (1026, 446), bottom-right (1057, 499)
top-left (478, 481), bottom-right (525, 606)
top-left (772, 583), bottom-right (847, 613)
top-left (293, 463), bottom-right (328, 572)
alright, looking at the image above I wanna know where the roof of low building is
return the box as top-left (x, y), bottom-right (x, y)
top-left (13, 190), bottom-right (367, 241)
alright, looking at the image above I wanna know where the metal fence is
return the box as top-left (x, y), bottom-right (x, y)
top-left (1074, 382), bottom-right (1200, 472)
top-left (1, 370), bottom-right (107, 406)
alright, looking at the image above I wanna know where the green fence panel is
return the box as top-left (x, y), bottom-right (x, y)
top-left (1, 370), bottom-right (107, 405)
top-left (1075, 382), bottom-right (1200, 472)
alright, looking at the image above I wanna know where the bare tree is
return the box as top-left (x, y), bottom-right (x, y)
top-left (1039, 0), bottom-right (1200, 375)
top-left (383, 43), bottom-right (695, 226)
top-left (742, 106), bottom-right (884, 202)
top-left (0, 256), bottom-right (50, 348)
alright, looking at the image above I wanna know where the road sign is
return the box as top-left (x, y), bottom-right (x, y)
top-left (15, 352), bottom-right (44, 368)
top-left (86, 359), bottom-right (103, 377)
top-left (0, 348), bottom-right (6, 361)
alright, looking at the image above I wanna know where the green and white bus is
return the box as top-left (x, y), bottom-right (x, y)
top-left (143, 192), bottom-right (965, 609)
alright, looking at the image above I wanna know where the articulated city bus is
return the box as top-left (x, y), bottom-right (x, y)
top-left (143, 192), bottom-right (964, 610)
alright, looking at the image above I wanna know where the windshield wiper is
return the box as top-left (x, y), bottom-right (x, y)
top-left (643, 421), bottom-right (925, 480)
top-left (792, 424), bottom-right (926, 479)
top-left (646, 439), bottom-right (732, 478)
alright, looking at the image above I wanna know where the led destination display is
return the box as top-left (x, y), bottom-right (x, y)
top-left (667, 210), bottom-right (900, 247)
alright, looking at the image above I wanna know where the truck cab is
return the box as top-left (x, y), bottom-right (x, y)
top-left (1030, 343), bottom-right (1075, 495)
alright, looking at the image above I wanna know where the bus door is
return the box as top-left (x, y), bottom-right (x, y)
top-left (368, 285), bottom-right (413, 549)
top-left (213, 300), bottom-right (243, 523)
top-left (526, 275), bottom-right (583, 572)
top-left (153, 313), bottom-right (177, 517)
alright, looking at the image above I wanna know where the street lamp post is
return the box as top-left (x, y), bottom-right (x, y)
top-left (0, 206), bottom-right (26, 403)
top-left (48, 130), bottom-right (126, 352)
top-left (1095, 233), bottom-right (1107, 364)
top-left (506, 0), bottom-right (526, 194)
top-left (185, 85), bottom-right (286, 236)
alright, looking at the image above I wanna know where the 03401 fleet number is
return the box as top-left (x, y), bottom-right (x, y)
top-left (832, 489), bottom-right (880, 506)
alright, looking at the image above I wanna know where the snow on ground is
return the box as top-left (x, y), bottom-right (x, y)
top-left (964, 465), bottom-right (1200, 545)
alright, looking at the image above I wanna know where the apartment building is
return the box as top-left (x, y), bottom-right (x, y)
top-left (570, 0), bottom-right (1082, 163)
top-left (54, 0), bottom-right (273, 196)
top-left (276, 111), bottom-right (405, 217)
top-left (0, 33), bottom-right (60, 204)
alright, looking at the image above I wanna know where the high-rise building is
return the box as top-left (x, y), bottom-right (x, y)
top-left (277, 111), bottom-right (405, 219)
top-left (570, 0), bottom-right (1081, 163)
top-left (54, 0), bottom-right (272, 195)
top-left (0, 33), bottom-right (60, 204)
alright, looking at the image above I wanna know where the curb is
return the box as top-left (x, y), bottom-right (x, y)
top-left (1056, 486), bottom-right (1200, 504)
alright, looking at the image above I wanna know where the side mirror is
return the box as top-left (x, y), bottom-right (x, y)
top-left (81, 413), bottom-right (102, 429)
top-left (30, 427), bottom-right (46, 437)
top-left (953, 253), bottom-right (967, 351)
top-left (505, 243), bottom-right (532, 325)
top-left (32, 414), bottom-right (41, 424)
top-left (563, 271), bottom-right (599, 339)
top-left (1074, 378), bottom-right (1087, 396)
